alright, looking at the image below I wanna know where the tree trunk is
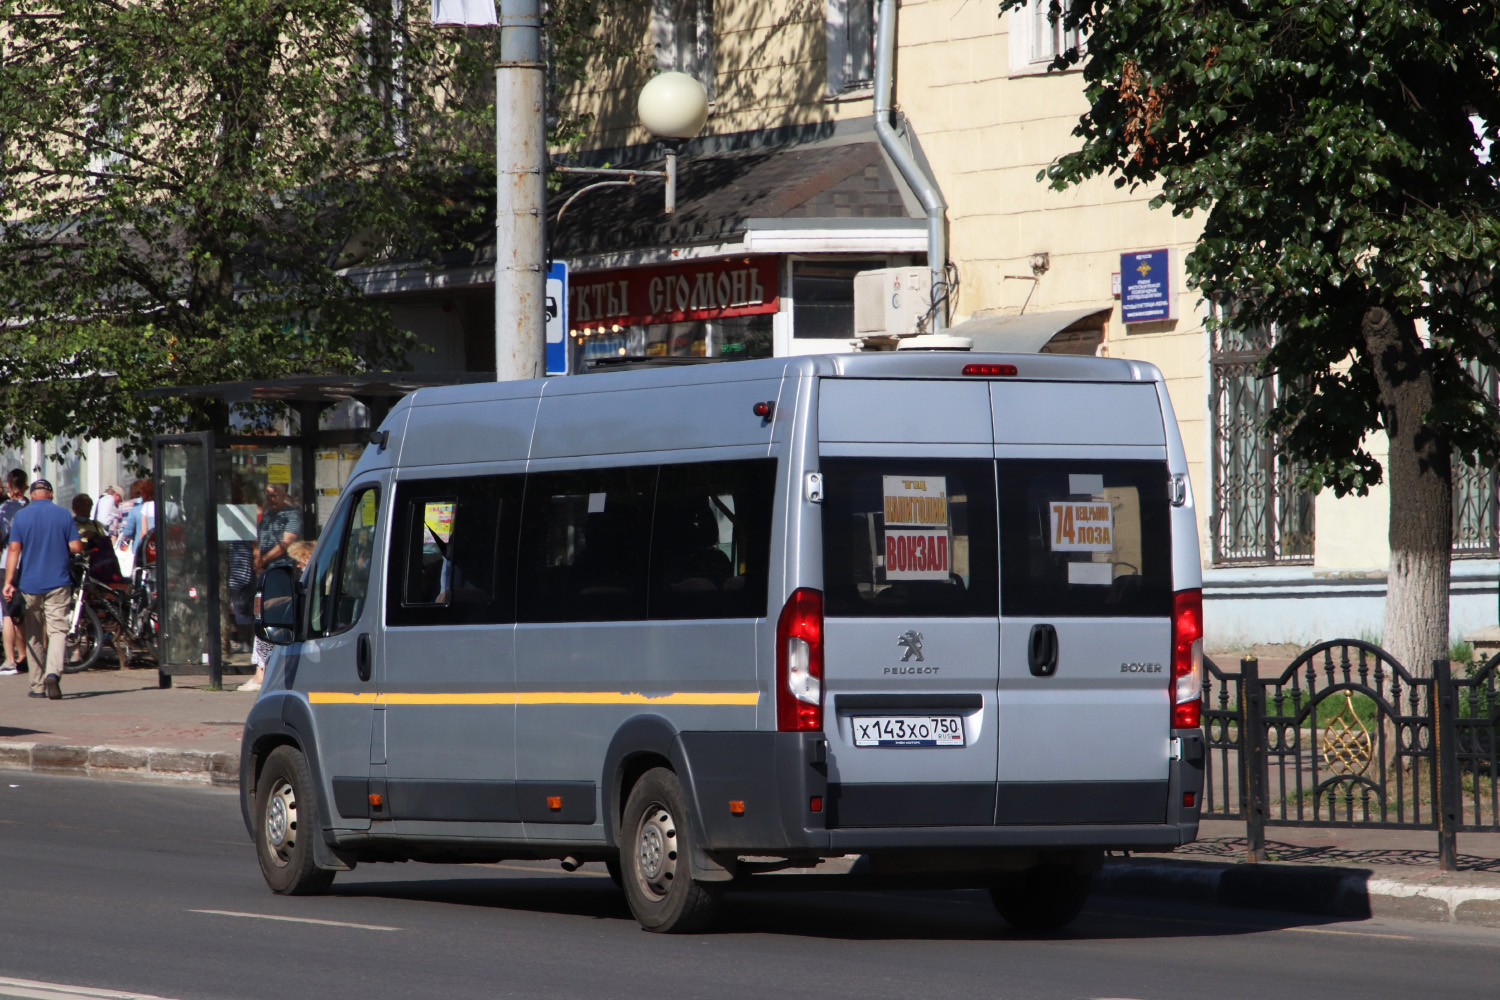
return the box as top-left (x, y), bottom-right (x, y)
top-left (1363, 306), bottom-right (1452, 680)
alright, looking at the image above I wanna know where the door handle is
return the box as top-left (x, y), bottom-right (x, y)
top-left (357, 633), bottom-right (372, 682)
top-left (1028, 624), bottom-right (1058, 677)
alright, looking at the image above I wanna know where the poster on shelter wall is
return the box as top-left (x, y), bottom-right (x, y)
top-left (882, 476), bottom-right (950, 581)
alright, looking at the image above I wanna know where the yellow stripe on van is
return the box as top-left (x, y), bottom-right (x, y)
top-left (516, 691), bottom-right (759, 706)
top-left (307, 692), bottom-right (382, 705)
top-left (308, 691), bottom-right (759, 707)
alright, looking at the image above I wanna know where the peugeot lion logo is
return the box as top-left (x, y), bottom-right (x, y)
top-left (897, 630), bottom-right (925, 662)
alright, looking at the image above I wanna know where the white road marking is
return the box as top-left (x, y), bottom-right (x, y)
top-left (0, 977), bottom-right (181, 1000)
top-left (188, 909), bottom-right (399, 931)
top-left (1285, 925), bottom-right (1415, 941)
top-left (1105, 910), bottom-right (1415, 940)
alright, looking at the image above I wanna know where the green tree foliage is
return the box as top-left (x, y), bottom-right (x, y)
top-left (0, 0), bottom-right (617, 460)
top-left (1001, 0), bottom-right (1500, 670)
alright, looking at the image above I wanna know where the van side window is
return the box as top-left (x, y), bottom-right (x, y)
top-left (517, 466), bottom-right (657, 623)
top-left (387, 475), bottom-right (521, 626)
top-left (821, 459), bottom-right (999, 617)
top-left (308, 485), bottom-right (379, 637)
top-left (997, 459), bottom-right (1173, 618)
top-left (650, 459), bottom-right (775, 620)
top-left (333, 490), bottom-right (380, 631)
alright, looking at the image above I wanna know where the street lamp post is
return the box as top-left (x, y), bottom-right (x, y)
top-left (554, 71), bottom-right (710, 220)
top-left (493, 0), bottom-right (546, 383)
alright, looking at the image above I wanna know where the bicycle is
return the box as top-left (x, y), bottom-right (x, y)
top-left (64, 559), bottom-right (158, 672)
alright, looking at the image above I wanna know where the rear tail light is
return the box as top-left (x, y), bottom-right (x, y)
top-left (961, 363), bottom-right (1017, 377)
top-left (1172, 588), bottom-right (1203, 729)
top-left (776, 588), bottom-right (824, 732)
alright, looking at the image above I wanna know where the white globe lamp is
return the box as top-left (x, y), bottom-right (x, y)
top-left (637, 71), bottom-right (710, 140)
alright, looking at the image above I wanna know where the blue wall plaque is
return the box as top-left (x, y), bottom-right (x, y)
top-left (1120, 249), bottom-right (1176, 324)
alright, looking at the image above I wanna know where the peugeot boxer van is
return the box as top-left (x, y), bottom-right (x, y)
top-left (241, 352), bottom-right (1205, 933)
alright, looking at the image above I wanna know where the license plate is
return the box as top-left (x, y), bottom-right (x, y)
top-left (852, 715), bottom-right (965, 747)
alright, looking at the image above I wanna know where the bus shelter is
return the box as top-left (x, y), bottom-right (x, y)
top-left (142, 372), bottom-right (487, 686)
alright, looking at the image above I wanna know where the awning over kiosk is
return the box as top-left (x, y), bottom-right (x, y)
top-left (947, 306), bottom-right (1112, 355)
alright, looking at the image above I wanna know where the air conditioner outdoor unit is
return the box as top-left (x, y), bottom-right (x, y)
top-left (854, 266), bottom-right (931, 338)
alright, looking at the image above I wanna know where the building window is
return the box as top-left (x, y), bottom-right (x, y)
top-left (826, 0), bottom-right (876, 97)
top-left (1007, 0), bottom-right (1082, 77)
top-left (360, 0), bottom-right (409, 151)
top-left (653, 0), bottom-right (714, 100)
top-left (792, 260), bottom-right (886, 339)
top-left (1209, 321), bottom-right (1315, 566)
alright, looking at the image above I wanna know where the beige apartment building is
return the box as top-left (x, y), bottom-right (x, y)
top-left (465, 0), bottom-right (1488, 647)
top-left (18, 3), bottom-right (1485, 648)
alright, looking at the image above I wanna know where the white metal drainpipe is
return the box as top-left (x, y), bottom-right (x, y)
top-left (873, 0), bottom-right (949, 331)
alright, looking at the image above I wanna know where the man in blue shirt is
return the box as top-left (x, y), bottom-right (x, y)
top-left (2, 479), bottom-right (84, 699)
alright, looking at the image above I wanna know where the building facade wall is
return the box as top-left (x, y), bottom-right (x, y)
top-left (555, 0), bottom-right (1493, 647)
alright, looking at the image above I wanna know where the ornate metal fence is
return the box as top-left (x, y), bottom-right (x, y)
top-left (1201, 654), bottom-right (1243, 820)
top-left (1199, 640), bottom-right (1500, 869)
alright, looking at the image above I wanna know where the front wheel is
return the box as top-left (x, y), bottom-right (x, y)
top-left (64, 602), bottom-right (103, 673)
top-left (989, 854), bottom-right (1098, 932)
top-left (254, 746), bottom-right (335, 895)
top-left (619, 768), bottom-right (722, 932)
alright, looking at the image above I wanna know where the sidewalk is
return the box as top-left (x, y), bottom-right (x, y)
top-left (3, 665), bottom-right (1499, 929)
top-left (0, 664), bottom-right (251, 787)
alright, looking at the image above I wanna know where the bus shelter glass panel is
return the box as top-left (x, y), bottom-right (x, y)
top-left (215, 442), bottom-right (305, 673)
top-left (156, 438), bottom-right (214, 673)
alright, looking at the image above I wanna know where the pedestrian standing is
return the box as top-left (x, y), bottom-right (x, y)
top-left (2, 479), bottom-right (84, 699)
top-left (92, 485), bottom-right (122, 530)
top-left (0, 469), bottom-right (29, 676)
top-left (239, 484), bottom-right (303, 693)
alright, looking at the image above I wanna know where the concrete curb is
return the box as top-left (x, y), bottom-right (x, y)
top-left (1099, 857), bottom-right (1500, 928)
top-left (0, 741), bottom-right (238, 787)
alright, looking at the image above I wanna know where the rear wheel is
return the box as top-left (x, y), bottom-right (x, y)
top-left (64, 602), bottom-right (103, 673)
top-left (989, 855), bottom-right (1098, 932)
top-left (619, 767), bottom-right (721, 932)
top-left (254, 746), bottom-right (335, 895)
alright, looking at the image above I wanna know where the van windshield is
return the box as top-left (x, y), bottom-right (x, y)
top-left (821, 458), bottom-right (999, 617)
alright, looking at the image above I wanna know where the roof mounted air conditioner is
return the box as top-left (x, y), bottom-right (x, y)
top-left (854, 267), bottom-right (931, 338)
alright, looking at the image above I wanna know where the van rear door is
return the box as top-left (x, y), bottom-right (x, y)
top-left (992, 381), bottom-right (1174, 825)
top-left (817, 379), bottom-right (1000, 828)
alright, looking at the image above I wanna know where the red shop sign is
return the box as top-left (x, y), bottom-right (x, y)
top-left (568, 257), bottom-right (779, 331)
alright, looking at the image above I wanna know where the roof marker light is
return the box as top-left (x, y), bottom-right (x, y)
top-left (962, 363), bottom-right (1017, 377)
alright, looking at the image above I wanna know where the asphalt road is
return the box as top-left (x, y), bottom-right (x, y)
top-left (2, 772), bottom-right (1497, 1000)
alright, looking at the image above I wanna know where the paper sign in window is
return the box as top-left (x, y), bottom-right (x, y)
top-left (1067, 561), bottom-right (1113, 586)
top-left (883, 475), bottom-right (951, 580)
top-left (1049, 501), bottom-right (1114, 553)
top-left (423, 502), bottom-right (455, 544)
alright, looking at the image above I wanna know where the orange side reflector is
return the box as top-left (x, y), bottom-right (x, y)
top-left (368, 793), bottom-right (383, 808)
top-left (809, 796), bottom-right (823, 813)
top-left (729, 800), bottom-right (746, 816)
top-left (547, 796), bottom-right (563, 811)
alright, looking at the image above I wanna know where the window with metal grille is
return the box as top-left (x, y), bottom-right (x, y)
top-left (1209, 321), bottom-right (1315, 565)
top-left (1452, 358), bottom-right (1498, 558)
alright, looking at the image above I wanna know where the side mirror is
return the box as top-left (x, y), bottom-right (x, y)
top-left (255, 566), bottom-right (301, 645)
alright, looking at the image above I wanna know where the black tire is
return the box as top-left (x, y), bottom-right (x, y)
top-left (619, 767), bottom-right (722, 932)
top-left (604, 856), bottom-right (624, 890)
top-left (253, 746), bottom-right (335, 896)
top-left (64, 602), bottom-right (103, 673)
top-left (989, 859), bottom-right (1096, 932)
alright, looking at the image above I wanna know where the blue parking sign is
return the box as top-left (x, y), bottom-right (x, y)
top-left (545, 261), bottom-right (568, 375)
